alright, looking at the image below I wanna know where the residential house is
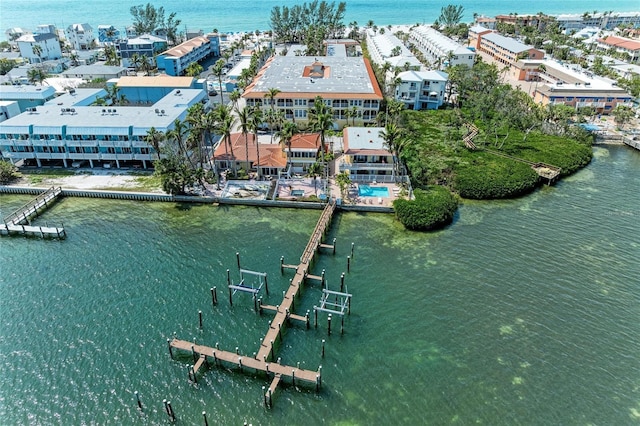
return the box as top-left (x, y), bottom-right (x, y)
top-left (0, 88), bottom-right (206, 168)
top-left (156, 34), bottom-right (220, 76)
top-left (242, 56), bottom-right (383, 127)
top-left (65, 24), bottom-right (94, 51)
top-left (596, 35), bottom-right (640, 64)
top-left (213, 132), bottom-right (286, 177)
top-left (117, 34), bottom-right (167, 68)
top-left (409, 26), bottom-right (476, 69)
top-left (5, 28), bottom-right (29, 42)
top-left (97, 25), bottom-right (121, 45)
top-left (284, 133), bottom-right (322, 174)
top-left (61, 64), bottom-right (128, 80)
top-left (34, 25), bottom-right (57, 36)
top-left (395, 70), bottom-right (448, 110)
top-left (338, 127), bottom-right (396, 183)
top-left (16, 33), bottom-right (62, 63)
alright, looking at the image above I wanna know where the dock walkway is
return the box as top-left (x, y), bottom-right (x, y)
top-left (170, 200), bottom-right (337, 405)
top-left (0, 187), bottom-right (65, 238)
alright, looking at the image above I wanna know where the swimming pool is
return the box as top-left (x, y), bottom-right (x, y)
top-left (358, 185), bottom-right (389, 197)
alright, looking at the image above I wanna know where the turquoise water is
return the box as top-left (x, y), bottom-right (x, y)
top-left (1, 0), bottom-right (638, 39)
top-left (1, 145), bottom-right (640, 424)
top-left (358, 185), bottom-right (390, 197)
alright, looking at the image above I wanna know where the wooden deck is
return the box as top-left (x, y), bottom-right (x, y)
top-left (1, 187), bottom-right (66, 239)
top-left (169, 200), bottom-right (336, 404)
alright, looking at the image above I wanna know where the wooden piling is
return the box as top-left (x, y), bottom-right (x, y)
top-left (351, 242), bottom-right (354, 258)
top-left (314, 306), bottom-right (318, 327)
top-left (322, 339), bottom-right (325, 357)
top-left (211, 287), bottom-right (217, 306)
top-left (321, 269), bottom-right (325, 287)
top-left (332, 237), bottom-right (336, 254)
top-left (199, 310), bottom-right (203, 328)
top-left (167, 401), bottom-right (175, 421)
top-left (167, 338), bottom-right (173, 358)
top-left (280, 256), bottom-right (284, 274)
top-left (347, 256), bottom-right (351, 272)
top-left (203, 411), bottom-right (209, 426)
top-left (236, 252), bottom-right (241, 269)
top-left (328, 314), bottom-right (332, 335)
top-left (228, 285), bottom-right (233, 306)
top-left (135, 391), bottom-right (142, 409)
top-left (226, 269), bottom-right (231, 286)
top-left (340, 273), bottom-right (345, 292)
top-left (264, 274), bottom-right (269, 295)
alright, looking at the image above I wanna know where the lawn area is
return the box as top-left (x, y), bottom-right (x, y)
top-left (20, 169), bottom-right (77, 185)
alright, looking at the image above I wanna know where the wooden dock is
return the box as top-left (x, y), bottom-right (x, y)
top-left (1, 187), bottom-right (66, 238)
top-left (169, 200), bottom-right (337, 405)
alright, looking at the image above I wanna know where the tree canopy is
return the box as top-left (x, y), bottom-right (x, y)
top-left (437, 4), bottom-right (465, 28)
top-left (270, 1), bottom-right (346, 53)
top-left (130, 3), bottom-right (181, 43)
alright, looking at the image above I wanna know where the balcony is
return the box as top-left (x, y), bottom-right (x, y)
top-left (3, 152), bottom-right (35, 159)
top-left (339, 160), bottom-right (393, 171)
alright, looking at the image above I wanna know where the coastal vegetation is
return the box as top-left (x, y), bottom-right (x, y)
top-left (393, 186), bottom-right (458, 231)
top-left (0, 161), bottom-right (19, 184)
top-left (399, 61), bottom-right (593, 200)
top-left (130, 3), bottom-right (181, 45)
top-left (269, 1), bottom-right (347, 55)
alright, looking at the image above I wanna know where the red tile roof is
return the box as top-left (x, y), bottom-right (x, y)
top-left (598, 35), bottom-right (640, 51)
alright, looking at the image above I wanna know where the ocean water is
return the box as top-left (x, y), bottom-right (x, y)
top-left (1, 0), bottom-right (639, 38)
top-left (1, 145), bottom-right (639, 424)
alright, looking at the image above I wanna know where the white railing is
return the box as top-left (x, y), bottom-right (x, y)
top-left (339, 161), bottom-right (394, 170)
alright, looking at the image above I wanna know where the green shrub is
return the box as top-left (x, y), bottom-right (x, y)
top-left (393, 186), bottom-right (458, 231)
top-left (453, 156), bottom-right (539, 199)
top-left (0, 161), bottom-right (19, 184)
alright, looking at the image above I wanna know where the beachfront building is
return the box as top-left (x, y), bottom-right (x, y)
top-left (117, 34), bottom-right (168, 69)
top-left (97, 25), bottom-right (121, 45)
top-left (366, 29), bottom-right (421, 71)
top-left (473, 30), bottom-right (544, 68)
top-left (34, 25), bottom-right (57, 36)
top-left (409, 26), bottom-right (476, 69)
top-left (156, 34), bottom-right (220, 76)
top-left (114, 75), bottom-right (199, 104)
top-left (513, 59), bottom-right (634, 114)
top-left (554, 12), bottom-right (640, 32)
top-left (0, 85), bottom-right (56, 112)
top-left (16, 33), bottom-right (62, 64)
top-left (394, 70), bottom-right (448, 110)
top-left (0, 88), bottom-right (206, 168)
top-left (338, 127), bottom-right (396, 183)
top-left (5, 28), bottom-right (30, 42)
top-left (242, 56), bottom-right (383, 128)
top-left (65, 24), bottom-right (95, 51)
top-left (595, 35), bottom-right (640, 64)
top-left (285, 133), bottom-right (322, 174)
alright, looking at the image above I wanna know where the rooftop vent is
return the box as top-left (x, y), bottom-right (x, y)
top-left (160, 109), bottom-right (165, 115)
top-left (176, 90), bottom-right (181, 95)
top-left (155, 108), bottom-right (160, 114)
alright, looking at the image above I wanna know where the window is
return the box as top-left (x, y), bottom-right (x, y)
top-left (294, 99), bottom-right (307, 106)
top-left (294, 109), bottom-right (307, 118)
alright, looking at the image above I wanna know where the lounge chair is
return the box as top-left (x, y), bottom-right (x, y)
top-left (378, 197), bottom-right (383, 205)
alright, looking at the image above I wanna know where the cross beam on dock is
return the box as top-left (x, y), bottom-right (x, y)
top-left (169, 338), bottom-right (321, 389)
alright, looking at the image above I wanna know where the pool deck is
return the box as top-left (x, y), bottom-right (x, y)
top-left (277, 178), bottom-right (406, 208)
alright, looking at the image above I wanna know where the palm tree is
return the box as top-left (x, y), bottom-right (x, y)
top-left (263, 87), bottom-right (281, 141)
top-left (276, 121), bottom-right (298, 175)
top-left (249, 106), bottom-right (264, 178)
top-left (145, 127), bottom-right (165, 161)
top-left (379, 123), bottom-right (403, 180)
top-left (229, 89), bottom-right (241, 110)
top-left (236, 105), bottom-right (252, 176)
top-left (31, 44), bottom-right (43, 63)
top-left (214, 104), bottom-right (237, 177)
top-left (27, 67), bottom-right (48, 85)
top-left (308, 96), bottom-right (335, 186)
top-left (211, 59), bottom-right (226, 104)
top-left (166, 119), bottom-right (193, 167)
